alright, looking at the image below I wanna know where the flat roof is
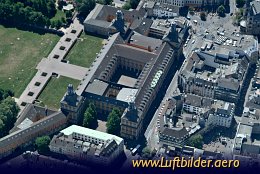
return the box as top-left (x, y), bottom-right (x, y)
top-left (117, 75), bottom-right (137, 87)
top-left (85, 79), bottom-right (108, 96)
top-left (116, 88), bottom-right (138, 103)
top-left (61, 125), bottom-right (123, 145)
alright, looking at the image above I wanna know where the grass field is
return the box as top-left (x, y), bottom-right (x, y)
top-left (0, 25), bottom-right (60, 97)
top-left (38, 76), bottom-right (80, 110)
top-left (51, 9), bottom-right (66, 22)
top-left (66, 34), bottom-right (103, 67)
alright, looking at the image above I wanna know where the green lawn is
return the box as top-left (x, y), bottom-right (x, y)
top-left (66, 34), bottom-right (103, 67)
top-left (38, 76), bottom-right (80, 110)
top-left (51, 9), bottom-right (66, 22)
top-left (0, 25), bottom-right (60, 97)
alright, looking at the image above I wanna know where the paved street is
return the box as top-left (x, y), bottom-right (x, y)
top-left (147, 0), bottom-right (244, 151)
top-left (230, 0), bottom-right (237, 14)
top-left (145, 71), bottom-right (179, 149)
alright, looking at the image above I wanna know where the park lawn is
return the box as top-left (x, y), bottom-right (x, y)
top-left (66, 34), bottom-right (103, 67)
top-left (0, 25), bottom-right (60, 97)
top-left (38, 76), bottom-right (80, 110)
top-left (50, 9), bottom-right (66, 22)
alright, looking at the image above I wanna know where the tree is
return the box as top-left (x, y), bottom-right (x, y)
top-left (50, 20), bottom-right (55, 28)
top-left (82, 103), bottom-right (98, 129)
top-left (89, 103), bottom-right (97, 117)
top-left (58, 0), bottom-right (66, 10)
top-left (141, 147), bottom-right (153, 159)
top-left (97, 0), bottom-right (113, 5)
top-left (65, 10), bottom-right (73, 19)
top-left (83, 111), bottom-right (94, 128)
top-left (61, 17), bottom-right (66, 24)
top-left (106, 108), bottom-right (121, 135)
top-left (236, 0), bottom-right (245, 8)
top-left (0, 0), bottom-right (55, 27)
top-left (122, 2), bottom-right (131, 10)
top-left (35, 136), bottom-right (51, 154)
top-left (200, 12), bottom-right (207, 21)
top-left (130, 0), bottom-right (140, 9)
top-left (104, 0), bottom-right (113, 5)
top-left (187, 134), bottom-right (203, 149)
top-left (54, 19), bottom-right (63, 29)
top-left (75, 0), bottom-right (96, 18)
top-left (234, 8), bottom-right (244, 24)
top-left (0, 96), bottom-right (20, 138)
top-left (0, 89), bottom-right (14, 101)
top-left (217, 5), bottom-right (226, 17)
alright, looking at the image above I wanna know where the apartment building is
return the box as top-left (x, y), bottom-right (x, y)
top-left (49, 125), bottom-right (124, 166)
top-left (246, 0), bottom-right (260, 35)
top-left (207, 102), bottom-right (235, 128)
top-left (0, 104), bottom-right (67, 159)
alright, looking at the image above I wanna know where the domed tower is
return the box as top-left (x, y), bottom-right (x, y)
top-left (110, 10), bottom-right (125, 34)
top-left (61, 84), bottom-right (84, 124)
top-left (67, 84), bottom-right (75, 96)
top-left (162, 22), bottom-right (179, 45)
top-left (120, 101), bottom-right (141, 140)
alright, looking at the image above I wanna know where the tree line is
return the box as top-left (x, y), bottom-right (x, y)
top-left (0, 89), bottom-right (20, 138)
top-left (122, 0), bottom-right (140, 10)
top-left (0, 0), bottom-right (57, 27)
top-left (82, 103), bottom-right (122, 136)
top-left (75, 0), bottom-right (96, 18)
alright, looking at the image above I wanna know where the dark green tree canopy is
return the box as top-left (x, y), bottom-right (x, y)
top-left (0, 0), bottom-right (58, 27)
top-left (0, 92), bottom-right (20, 138)
top-left (35, 135), bottom-right (51, 153)
top-left (217, 5), bottom-right (226, 17)
top-left (75, 0), bottom-right (95, 18)
top-left (97, 0), bottom-right (113, 5)
top-left (236, 0), bottom-right (245, 8)
top-left (200, 12), bottom-right (207, 21)
top-left (82, 102), bottom-right (98, 129)
top-left (106, 108), bottom-right (121, 136)
top-left (130, 0), bottom-right (140, 9)
top-left (141, 147), bottom-right (152, 159)
top-left (187, 134), bottom-right (204, 149)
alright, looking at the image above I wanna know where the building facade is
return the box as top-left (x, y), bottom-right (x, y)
top-left (49, 125), bottom-right (124, 166)
top-left (61, 84), bottom-right (84, 124)
top-left (148, 0), bottom-right (225, 7)
top-left (207, 102), bottom-right (235, 128)
top-left (245, 0), bottom-right (260, 35)
top-left (0, 104), bottom-right (67, 159)
top-left (74, 6), bottom-right (189, 140)
top-left (178, 48), bottom-right (250, 104)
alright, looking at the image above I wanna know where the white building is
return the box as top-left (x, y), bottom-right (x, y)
top-left (207, 102), bottom-right (234, 128)
top-left (49, 125), bottom-right (124, 166)
top-left (182, 94), bottom-right (212, 114)
top-left (150, 0), bottom-right (185, 7)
